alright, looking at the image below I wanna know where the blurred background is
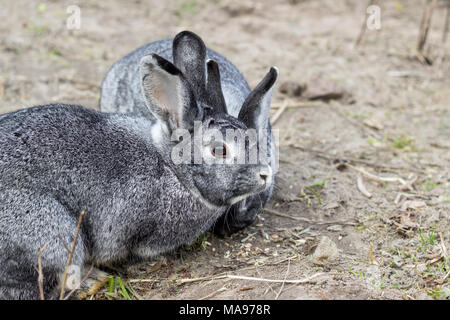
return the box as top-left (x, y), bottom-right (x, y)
top-left (0, 0), bottom-right (448, 300)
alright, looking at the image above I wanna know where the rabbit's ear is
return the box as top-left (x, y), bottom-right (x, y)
top-left (172, 31), bottom-right (207, 99)
top-left (140, 54), bottom-right (199, 131)
top-left (238, 67), bottom-right (278, 129)
top-left (206, 59), bottom-right (227, 114)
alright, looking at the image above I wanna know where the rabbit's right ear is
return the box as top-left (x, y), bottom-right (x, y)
top-left (172, 31), bottom-right (207, 99)
top-left (140, 54), bottom-right (199, 132)
top-left (238, 67), bottom-right (278, 130)
top-left (206, 59), bottom-right (227, 114)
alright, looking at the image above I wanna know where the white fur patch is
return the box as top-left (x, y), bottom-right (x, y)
top-left (150, 121), bottom-right (168, 146)
top-left (133, 246), bottom-right (161, 259)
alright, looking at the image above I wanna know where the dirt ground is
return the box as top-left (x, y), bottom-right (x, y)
top-left (0, 0), bottom-right (449, 300)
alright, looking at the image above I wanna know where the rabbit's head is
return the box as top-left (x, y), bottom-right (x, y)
top-left (140, 31), bottom-right (278, 208)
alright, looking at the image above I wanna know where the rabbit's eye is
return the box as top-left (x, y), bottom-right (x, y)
top-left (211, 143), bottom-right (228, 158)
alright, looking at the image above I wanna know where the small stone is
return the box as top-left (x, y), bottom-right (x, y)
top-left (303, 74), bottom-right (347, 101)
top-left (312, 236), bottom-right (339, 265)
top-left (278, 81), bottom-right (306, 97)
top-left (222, 2), bottom-right (256, 17)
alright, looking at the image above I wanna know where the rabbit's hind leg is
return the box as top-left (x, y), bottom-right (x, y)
top-left (0, 241), bottom-right (60, 299)
top-left (0, 235), bottom-right (77, 300)
top-left (0, 192), bottom-right (88, 299)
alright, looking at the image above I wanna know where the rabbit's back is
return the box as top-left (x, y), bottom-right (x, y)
top-left (0, 105), bottom-right (155, 192)
top-left (100, 39), bottom-right (250, 117)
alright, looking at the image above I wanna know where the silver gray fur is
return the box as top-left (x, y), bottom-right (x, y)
top-left (100, 31), bottom-right (278, 236)
top-left (0, 40), bottom-right (277, 299)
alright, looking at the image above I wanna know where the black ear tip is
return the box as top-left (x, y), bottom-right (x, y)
top-left (260, 66), bottom-right (278, 90)
top-left (270, 66), bottom-right (279, 78)
top-left (174, 30), bottom-right (203, 44)
top-left (207, 59), bottom-right (219, 70)
top-left (140, 53), bottom-right (180, 76)
top-left (140, 53), bottom-right (165, 67)
top-left (175, 30), bottom-right (198, 37)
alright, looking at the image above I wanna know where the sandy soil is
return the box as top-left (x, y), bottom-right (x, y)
top-left (0, 0), bottom-right (448, 300)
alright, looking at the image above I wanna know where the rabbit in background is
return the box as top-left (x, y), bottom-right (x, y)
top-left (101, 31), bottom-right (279, 236)
top-left (0, 35), bottom-right (278, 298)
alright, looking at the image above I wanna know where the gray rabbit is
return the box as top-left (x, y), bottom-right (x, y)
top-left (0, 34), bottom-right (278, 299)
top-left (101, 31), bottom-right (278, 236)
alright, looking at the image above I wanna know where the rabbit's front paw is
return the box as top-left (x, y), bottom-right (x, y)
top-left (212, 207), bottom-right (259, 237)
top-left (77, 269), bottom-right (110, 299)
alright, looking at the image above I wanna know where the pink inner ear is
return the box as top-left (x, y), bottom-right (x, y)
top-left (152, 77), bottom-right (180, 126)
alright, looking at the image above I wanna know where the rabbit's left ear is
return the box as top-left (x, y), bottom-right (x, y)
top-left (238, 67), bottom-right (278, 129)
top-left (173, 31), bottom-right (207, 99)
top-left (140, 54), bottom-right (199, 132)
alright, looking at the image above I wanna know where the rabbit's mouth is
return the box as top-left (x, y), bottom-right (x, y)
top-left (229, 192), bottom-right (256, 205)
top-left (228, 186), bottom-right (267, 205)
top-left (228, 176), bottom-right (272, 205)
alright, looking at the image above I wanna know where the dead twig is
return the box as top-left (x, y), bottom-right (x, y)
top-left (275, 258), bottom-right (291, 299)
top-left (128, 278), bottom-right (160, 283)
top-left (177, 272), bottom-right (326, 286)
top-left (59, 210), bottom-right (85, 300)
top-left (263, 208), bottom-right (357, 226)
top-left (130, 255), bottom-right (303, 287)
top-left (348, 163), bottom-right (407, 185)
top-left (443, 270), bottom-right (450, 282)
top-left (270, 100), bottom-right (288, 124)
top-left (282, 143), bottom-right (425, 174)
top-left (271, 101), bottom-right (324, 110)
top-left (199, 286), bottom-right (227, 300)
top-left (394, 192), bottom-right (433, 204)
top-left (355, 0), bottom-right (377, 47)
top-left (369, 242), bottom-right (374, 265)
top-left (226, 273), bottom-right (325, 284)
top-left (177, 274), bottom-right (227, 285)
top-left (37, 242), bottom-right (49, 300)
top-left (443, 0), bottom-right (450, 43)
top-left (57, 233), bottom-right (71, 254)
top-left (387, 70), bottom-right (429, 78)
top-left (357, 175), bottom-right (372, 198)
top-left (264, 208), bottom-right (308, 222)
top-left (347, 164), bottom-right (417, 194)
top-left (417, 0), bottom-right (438, 61)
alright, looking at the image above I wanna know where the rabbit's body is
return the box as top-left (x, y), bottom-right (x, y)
top-left (0, 104), bottom-right (222, 299)
top-left (101, 32), bottom-right (277, 236)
